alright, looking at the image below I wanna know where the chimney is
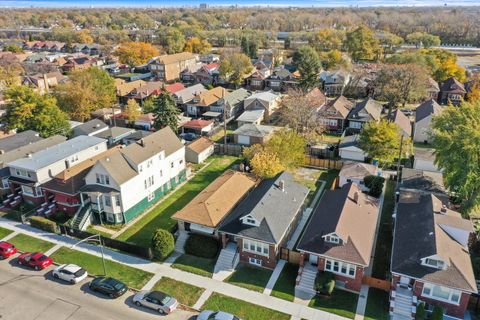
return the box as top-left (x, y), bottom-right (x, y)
top-left (353, 191), bottom-right (360, 204)
top-left (279, 180), bottom-right (285, 192)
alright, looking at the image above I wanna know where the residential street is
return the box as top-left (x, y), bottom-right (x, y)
top-left (0, 261), bottom-right (196, 320)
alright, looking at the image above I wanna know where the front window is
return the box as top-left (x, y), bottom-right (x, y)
top-left (242, 239), bottom-right (269, 257)
top-left (96, 174), bottom-right (110, 185)
top-left (104, 195), bottom-right (111, 207)
top-left (249, 257), bottom-right (262, 266)
top-left (422, 283), bottom-right (461, 304)
top-left (324, 258), bottom-right (356, 278)
top-left (21, 185), bottom-right (34, 196)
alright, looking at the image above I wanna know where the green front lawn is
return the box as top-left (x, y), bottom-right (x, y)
top-left (270, 263), bottom-right (298, 302)
top-left (50, 247), bottom-right (153, 289)
top-left (0, 226), bottom-right (13, 240)
top-left (226, 265), bottom-right (273, 292)
top-left (371, 180), bottom-right (396, 279)
top-left (8, 234), bottom-right (55, 253)
top-left (309, 289), bottom-right (359, 319)
top-left (364, 288), bottom-right (390, 320)
top-left (117, 155), bottom-right (239, 247)
top-left (152, 277), bottom-right (204, 307)
top-left (201, 293), bottom-right (290, 320)
top-left (171, 254), bottom-right (215, 278)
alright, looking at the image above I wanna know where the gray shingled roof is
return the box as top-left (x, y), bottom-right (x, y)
top-left (400, 168), bottom-right (446, 195)
top-left (220, 172), bottom-right (309, 244)
top-left (348, 98), bottom-right (382, 122)
top-left (233, 124), bottom-right (279, 138)
top-left (415, 99), bottom-right (443, 123)
top-left (224, 88), bottom-right (251, 107)
top-left (72, 119), bottom-right (109, 137)
top-left (0, 130), bottom-right (43, 153)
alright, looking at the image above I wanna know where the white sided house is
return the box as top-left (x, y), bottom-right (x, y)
top-left (7, 136), bottom-right (107, 205)
top-left (81, 127), bottom-right (186, 224)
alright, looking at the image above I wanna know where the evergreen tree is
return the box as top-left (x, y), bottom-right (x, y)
top-left (292, 45), bottom-right (322, 90)
top-left (152, 91), bottom-right (180, 132)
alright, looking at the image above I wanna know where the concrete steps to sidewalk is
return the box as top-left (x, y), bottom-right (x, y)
top-left (174, 231), bottom-right (189, 254)
top-left (391, 291), bottom-right (414, 320)
top-left (213, 243), bottom-right (238, 280)
top-left (295, 264), bottom-right (317, 299)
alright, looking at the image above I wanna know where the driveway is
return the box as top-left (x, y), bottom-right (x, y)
top-left (0, 257), bottom-right (196, 320)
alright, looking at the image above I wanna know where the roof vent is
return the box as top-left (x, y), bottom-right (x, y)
top-left (279, 180), bottom-right (285, 192)
top-left (139, 139), bottom-right (145, 147)
top-left (353, 191), bottom-right (360, 204)
top-left (26, 153), bottom-right (32, 158)
top-left (106, 157), bottom-right (110, 162)
top-left (440, 205), bottom-right (447, 214)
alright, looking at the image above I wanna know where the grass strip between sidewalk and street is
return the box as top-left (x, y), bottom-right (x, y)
top-left (0, 226), bottom-right (13, 240)
top-left (152, 276), bottom-right (204, 307)
top-left (270, 263), bottom-right (299, 302)
top-left (50, 247), bottom-right (153, 290)
top-left (308, 289), bottom-right (359, 319)
top-left (8, 233), bottom-right (55, 253)
top-left (201, 292), bottom-right (291, 320)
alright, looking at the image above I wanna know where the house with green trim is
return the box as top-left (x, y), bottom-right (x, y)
top-left (81, 127), bottom-right (186, 224)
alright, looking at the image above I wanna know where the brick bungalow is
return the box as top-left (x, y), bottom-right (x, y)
top-left (297, 182), bottom-right (380, 292)
top-left (317, 95), bottom-right (354, 133)
top-left (219, 172), bottom-right (309, 269)
top-left (390, 191), bottom-right (477, 319)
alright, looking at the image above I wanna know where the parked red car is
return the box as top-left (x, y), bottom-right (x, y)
top-left (17, 252), bottom-right (53, 270)
top-left (0, 241), bottom-right (17, 259)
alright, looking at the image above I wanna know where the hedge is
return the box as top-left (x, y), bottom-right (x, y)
top-left (30, 216), bottom-right (59, 233)
top-left (364, 175), bottom-right (385, 198)
top-left (184, 234), bottom-right (220, 259)
top-left (151, 229), bottom-right (174, 260)
top-left (315, 271), bottom-right (336, 295)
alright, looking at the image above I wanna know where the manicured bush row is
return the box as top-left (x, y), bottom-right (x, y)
top-left (184, 234), bottom-right (220, 259)
top-left (30, 216), bottom-right (59, 233)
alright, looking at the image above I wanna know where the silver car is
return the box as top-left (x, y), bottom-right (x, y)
top-left (196, 310), bottom-right (241, 320)
top-left (132, 290), bottom-right (178, 314)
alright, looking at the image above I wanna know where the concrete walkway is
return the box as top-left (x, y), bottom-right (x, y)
top-left (192, 289), bottom-right (213, 310)
top-left (0, 230), bottom-right (18, 241)
top-left (0, 217), bottom-right (350, 320)
top-left (353, 181), bottom-right (388, 320)
top-left (263, 259), bottom-right (286, 295)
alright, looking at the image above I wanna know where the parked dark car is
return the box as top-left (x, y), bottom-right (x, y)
top-left (89, 277), bottom-right (128, 298)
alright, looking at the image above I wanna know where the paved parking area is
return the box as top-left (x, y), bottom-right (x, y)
top-left (0, 257), bottom-right (196, 320)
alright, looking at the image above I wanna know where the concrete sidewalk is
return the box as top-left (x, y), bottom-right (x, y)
top-left (0, 217), bottom-right (349, 320)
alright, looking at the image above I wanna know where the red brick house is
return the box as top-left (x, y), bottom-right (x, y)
top-left (297, 183), bottom-right (379, 293)
top-left (438, 77), bottom-right (466, 106)
top-left (390, 191), bottom-right (477, 319)
top-left (219, 172), bottom-right (309, 269)
top-left (317, 95), bottom-right (354, 133)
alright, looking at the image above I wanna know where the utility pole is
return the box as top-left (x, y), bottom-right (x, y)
top-left (395, 134), bottom-right (404, 190)
top-left (223, 89), bottom-right (227, 145)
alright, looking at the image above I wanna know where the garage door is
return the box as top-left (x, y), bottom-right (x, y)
top-left (237, 135), bottom-right (250, 145)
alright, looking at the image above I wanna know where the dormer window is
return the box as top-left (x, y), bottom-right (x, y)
top-left (424, 258), bottom-right (445, 269)
top-left (241, 215), bottom-right (259, 226)
top-left (325, 235), bottom-right (341, 244)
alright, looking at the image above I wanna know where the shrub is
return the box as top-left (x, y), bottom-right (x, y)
top-left (430, 305), bottom-right (444, 320)
top-left (415, 302), bottom-right (426, 320)
top-left (151, 229), bottom-right (174, 260)
top-left (184, 234), bottom-right (220, 259)
top-left (314, 271), bottom-right (336, 295)
top-left (30, 216), bottom-right (59, 233)
top-left (364, 175), bottom-right (385, 197)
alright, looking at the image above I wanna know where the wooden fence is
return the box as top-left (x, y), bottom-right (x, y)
top-left (214, 143), bottom-right (244, 156)
top-left (304, 156), bottom-right (343, 170)
top-left (362, 276), bottom-right (391, 292)
top-left (280, 248), bottom-right (302, 265)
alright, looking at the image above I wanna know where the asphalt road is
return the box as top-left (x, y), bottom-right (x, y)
top-left (0, 257), bottom-right (197, 320)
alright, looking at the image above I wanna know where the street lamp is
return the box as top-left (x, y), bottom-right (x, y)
top-left (70, 234), bottom-right (107, 276)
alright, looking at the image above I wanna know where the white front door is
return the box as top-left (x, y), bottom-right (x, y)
top-left (309, 254), bottom-right (318, 265)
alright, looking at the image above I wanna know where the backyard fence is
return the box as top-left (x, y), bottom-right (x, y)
top-left (304, 156), bottom-right (343, 170)
top-left (280, 247), bottom-right (302, 265)
top-left (362, 276), bottom-right (391, 292)
top-left (214, 143), bottom-right (244, 156)
top-left (59, 225), bottom-right (153, 260)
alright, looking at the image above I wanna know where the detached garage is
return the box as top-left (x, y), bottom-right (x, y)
top-left (338, 134), bottom-right (367, 162)
top-left (185, 137), bottom-right (215, 164)
top-left (233, 124), bottom-right (280, 146)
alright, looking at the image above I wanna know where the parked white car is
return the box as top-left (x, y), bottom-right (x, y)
top-left (52, 264), bottom-right (88, 284)
top-left (133, 290), bottom-right (178, 314)
top-left (196, 310), bottom-right (241, 320)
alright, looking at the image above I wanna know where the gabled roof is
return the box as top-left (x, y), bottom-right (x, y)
top-left (220, 171), bottom-right (309, 244)
top-left (121, 126), bottom-right (183, 165)
top-left (165, 82), bottom-right (185, 94)
top-left (319, 96), bottom-right (353, 119)
top-left (439, 77), bottom-right (466, 94)
top-left (173, 170), bottom-right (258, 228)
top-left (191, 86), bottom-right (226, 107)
top-left (151, 52), bottom-right (197, 65)
top-left (0, 130), bottom-right (43, 153)
top-left (236, 110), bottom-right (265, 123)
top-left (305, 88), bottom-right (326, 107)
top-left (174, 84), bottom-right (207, 104)
top-left (339, 161), bottom-right (377, 180)
top-left (348, 98), bottom-right (382, 122)
top-left (415, 99), bottom-right (443, 123)
top-left (233, 124), bottom-right (280, 138)
top-left (182, 119), bottom-right (213, 130)
top-left (186, 137), bottom-right (214, 154)
top-left (339, 134), bottom-right (361, 149)
top-left (387, 109), bottom-right (412, 137)
top-left (427, 77), bottom-right (440, 92)
top-left (245, 91), bottom-right (279, 104)
top-left (392, 192), bottom-right (476, 293)
top-left (297, 183), bottom-right (379, 266)
top-left (96, 151), bottom-right (138, 186)
top-left (224, 88), bottom-right (251, 107)
top-left (115, 79), bottom-right (146, 96)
